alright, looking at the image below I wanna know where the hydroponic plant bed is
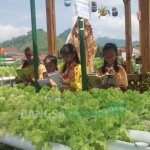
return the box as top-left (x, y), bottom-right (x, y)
top-left (0, 85), bottom-right (150, 150)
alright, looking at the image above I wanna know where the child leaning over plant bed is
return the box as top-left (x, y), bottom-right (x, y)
top-left (43, 55), bottom-right (58, 87)
top-left (60, 43), bottom-right (82, 91)
top-left (96, 43), bottom-right (128, 90)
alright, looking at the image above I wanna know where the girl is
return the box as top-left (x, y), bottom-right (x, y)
top-left (96, 43), bottom-right (128, 90)
top-left (43, 55), bottom-right (58, 75)
top-left (60, 43), bottom-right (82, 91)
top-left (43, 55), bottom-right (58, 87)
top-left (15, 47), bottom-right (46, 86)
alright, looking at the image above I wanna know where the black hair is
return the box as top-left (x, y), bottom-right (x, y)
top-left (60, 43), bottom-right (80, 73)
top-left (43, 55), bottom-right (58, 70)
top-left (24, 47), bottom-right (33, 55)
top-left (22, 60), bottom-right (29, 69)
top-left (101, 43), bottom-right (119, 74)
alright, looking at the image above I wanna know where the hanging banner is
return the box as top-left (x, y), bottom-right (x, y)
top-left (66, 18), bottom-right (97, 74)
top-left (73, 0), bottom-right (91, 20)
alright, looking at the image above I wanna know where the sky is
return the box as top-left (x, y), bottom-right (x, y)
top-left (0, 0), bottom-right (139, 43)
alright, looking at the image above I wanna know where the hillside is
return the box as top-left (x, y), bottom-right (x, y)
top-left (0, 28), bottom-right (139, 55)
top-left (0, 29), bottom-right (66, 54)
top-left (96, 37), bottom-right (139, 47)
top-left (58, 28), bottom-right (71, 41)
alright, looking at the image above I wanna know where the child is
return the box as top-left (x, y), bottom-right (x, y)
top-left (43, 55), bottom-right (58, 74)
top-left (43, 55), bottom-right (58, 87)
top-left (15, 47), bottom-right (46, 86)
top-left (96, 43), bottom-right (128, 90)
top-left (60, 43), bottom-right (82, 91)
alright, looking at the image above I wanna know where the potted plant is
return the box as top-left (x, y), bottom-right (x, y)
top-left (98, 5), bottom-right (110, 18)
top-left (112, 7), bottom-right (118, 17)
top-left (64, 0), bottom-right (71, 7)
top-left (91, 1), bottom-right (97, 12)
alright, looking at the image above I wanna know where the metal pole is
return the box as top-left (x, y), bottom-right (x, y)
top-left (78, 17), bottom-right (88, 91)
top-left (30, 0), bottom-right (40, 92)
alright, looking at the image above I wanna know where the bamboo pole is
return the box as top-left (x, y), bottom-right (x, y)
top-left (123, 0), bottom-right (132, 74)
top-left (45, 0), bottom-right (57, 57)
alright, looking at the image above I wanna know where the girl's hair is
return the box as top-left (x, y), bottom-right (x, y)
top-left (22, 60), bottom-right (29, 69)
top-left (101, 43), bottom-right (119, 74)
top-left (22, 47), bottom-right (40, 68)
top-left (43, 55), bottom-right (58, 70)
top-left (24, 47), bottom-right (33, 55)
top-left (60, 43), bottom-right (80, 73)
top-left (22, 57), bottom-right (40, 69)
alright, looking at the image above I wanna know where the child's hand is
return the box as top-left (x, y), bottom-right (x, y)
top-left (104, 72), bottom-right (109, 75)
top-left (60, 78), bottom-right (70, 85)
top-left (43, 72), bottom-right (48, 79)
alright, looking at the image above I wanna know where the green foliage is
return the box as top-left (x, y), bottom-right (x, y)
top-left (98, 5), bottom-right (110, 18)
top-left (131, 59), bottom-right (138, 74)
top-left (24, 86), bottom-right (36, 94)
top-left (0, 65), bottom-right (18, 77)
top-left (0, 61), bottom-right (103, 77)
top-left (17, 83), bottom-right (25, 90)
top-left (94, 60), bottom-right (103, 72)
top-left (0, 86), bottom-right (149, 150)
top-left (95, 45), bottom-right (103, 57)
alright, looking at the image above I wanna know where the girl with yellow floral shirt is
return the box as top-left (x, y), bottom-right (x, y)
top-left (60, 43), bottom-right (82, 91)
top-left (96, 43), bottom-right (128, 90)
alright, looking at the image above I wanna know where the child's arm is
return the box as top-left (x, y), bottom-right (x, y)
top-left (38, 64), bottom-right (47, 79)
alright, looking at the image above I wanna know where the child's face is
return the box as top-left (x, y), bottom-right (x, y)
top-left (103, 50), bottom-right (117, 66)
top-left (25, 51), bottom-right (34, 65)
top-left (45, 59), bottom-right (56, 73)
top-left (62, 53), bottom-right (75, 64)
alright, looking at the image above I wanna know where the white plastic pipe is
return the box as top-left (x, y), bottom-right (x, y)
top-left (108, 140), bottom-right (150, 150)
top-left (1, 133), bottom-right (150, 150)
top-left (0, 76), bottom-right (15, 87)
top-left (129, 130), bottom-right (150, 144)
top-left (0, 134), bottom-right (70, 150)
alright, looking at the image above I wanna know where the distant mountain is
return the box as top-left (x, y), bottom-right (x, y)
top-left (0, 29), bottom-right (66, 54)
top-left (0, 28), bottom-right (139, 55)
top-left (57, 28), bottom-right (71, 41)
top-left (58, 28), bottom-right (139, 47)
top-left (96, 37), bottom-right (139, 47)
